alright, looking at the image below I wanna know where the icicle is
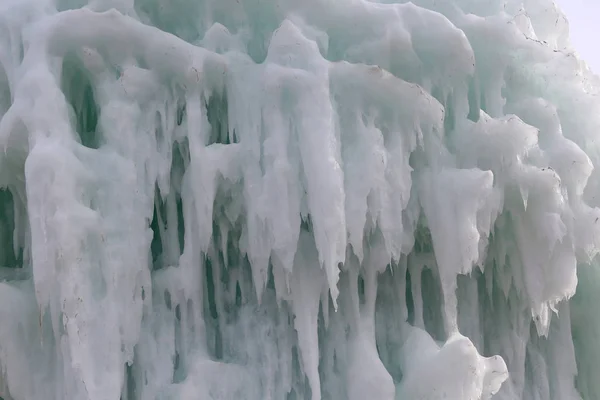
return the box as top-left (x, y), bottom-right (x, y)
top-left (0, 1), bottom-right (597, 399)
top-left (290, 231), bottom-right (325, 400)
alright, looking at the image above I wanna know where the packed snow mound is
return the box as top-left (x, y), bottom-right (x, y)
top-left (397, 327), bottom-right (508, 399)
top-left (0, 0), bottom-right (598, 399)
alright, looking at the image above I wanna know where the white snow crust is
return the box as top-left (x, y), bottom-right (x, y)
top-left (0, 0), bottom-right (598, 399)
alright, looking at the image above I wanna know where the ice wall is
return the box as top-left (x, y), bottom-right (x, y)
top-left (0, 0), bottom-right (598, 399)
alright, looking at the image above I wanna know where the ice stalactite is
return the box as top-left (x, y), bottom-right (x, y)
top-left (0, 0), bottom-right (599, 399)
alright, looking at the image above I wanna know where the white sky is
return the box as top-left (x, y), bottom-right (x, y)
top-left (555, 0), bottom-right (600, 72)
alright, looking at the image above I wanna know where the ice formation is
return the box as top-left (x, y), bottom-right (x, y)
top-left (0, 0), bottom-right (599, 398)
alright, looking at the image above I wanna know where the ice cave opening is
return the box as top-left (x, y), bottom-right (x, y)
top-left (0, 0), bottom-right (600, 399)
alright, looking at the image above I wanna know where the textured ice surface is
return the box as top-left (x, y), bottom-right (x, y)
top-left (0, 0), bottom-right (598, 399)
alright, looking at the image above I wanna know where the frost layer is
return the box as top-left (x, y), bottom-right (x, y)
top-left (0, 0), bottom-right (598, 399)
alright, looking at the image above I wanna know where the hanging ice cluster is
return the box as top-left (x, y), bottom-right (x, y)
top-left (0, 0), bottom-right (599, 399)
